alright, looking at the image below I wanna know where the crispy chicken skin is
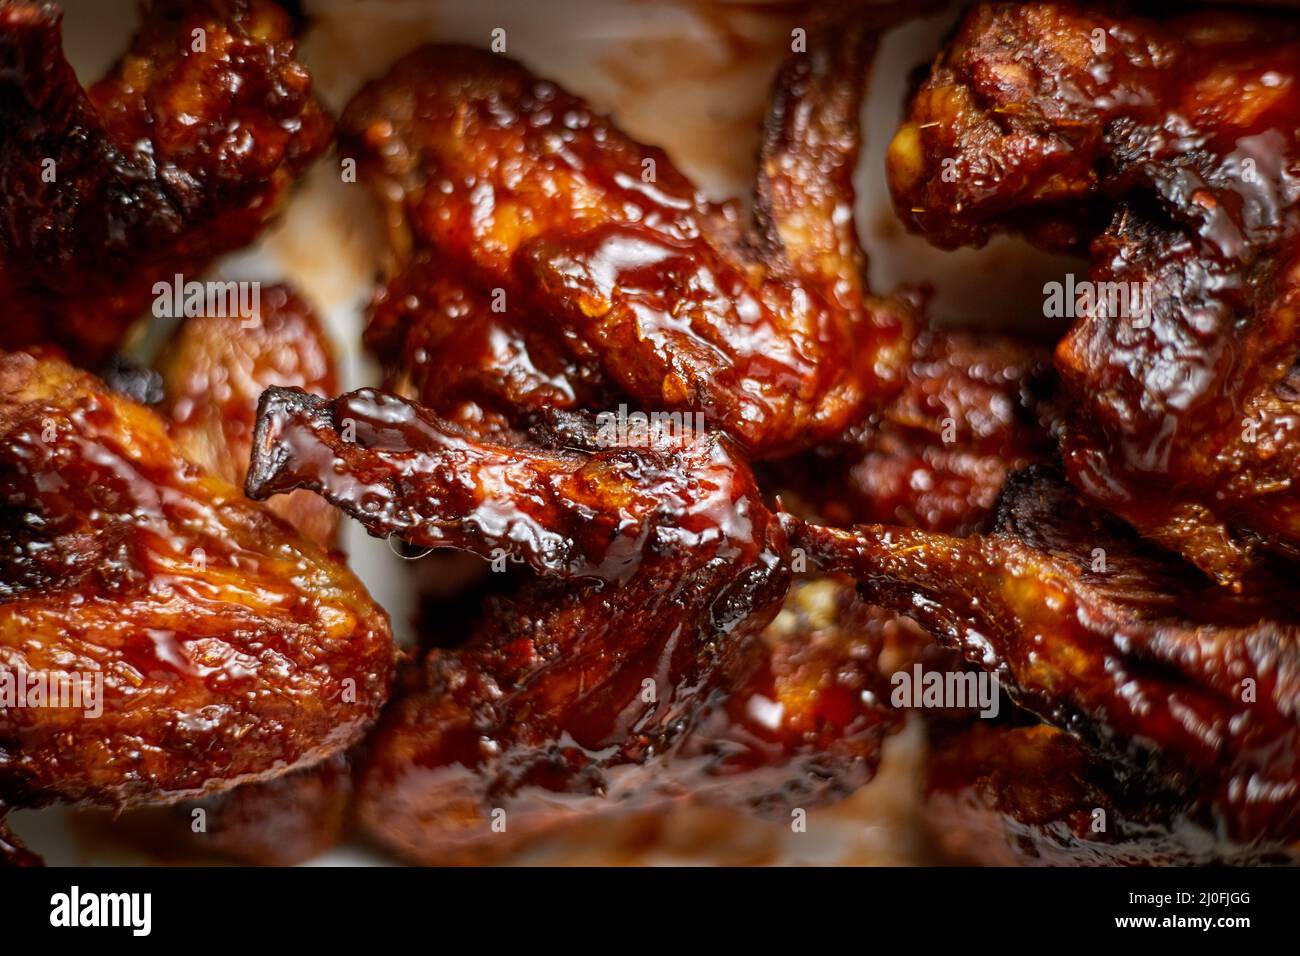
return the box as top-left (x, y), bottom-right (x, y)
top-left (888, 1), bottom-right (1300, 586)
top-left (793, 467), bottom-right (1300, 852)
top-left (0, 0), bottom-right (331, 363)
top-left (339, 16), bottom-right (918, 459)
top-left (0, 352), bottom-right (393, 810)
top-left (156, 283), bottom-right (341, 549)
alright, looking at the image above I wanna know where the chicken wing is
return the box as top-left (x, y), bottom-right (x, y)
top-left (0, 0), bottom-right (331, 362)
top-left (339, 13), bottom-right (920, 459)
top-left (888, 1), bottom-right (1300, 586)
top-left (244, 384), bottom-right (916, 861)
top-left (0, 352), bottom-right (393, 809)
top-left (792, 467), bottom-right (1300, 850)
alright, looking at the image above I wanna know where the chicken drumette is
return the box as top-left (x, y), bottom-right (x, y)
top-left (0, 352), bottom-right (393, 842)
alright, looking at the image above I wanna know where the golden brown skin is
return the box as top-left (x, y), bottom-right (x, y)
top-left (0, 352), bottom-right (393, 809)
top-left (792, 467), bottom-right (1300, 850)
top-left (156, 283), bottom-right (341, 549)
top-left (925, 721), bottom-right (1293, 866)
top-left (0, 0), bottom-right (331, 363)
top-left (339, 18), bottom-right (917, 459)
top-left (767, 329), bottom-right (1061, 535)
top-left (91, 287), bottom-right (346, 864)
top-left (888, 1), bottom-right (1300, 586)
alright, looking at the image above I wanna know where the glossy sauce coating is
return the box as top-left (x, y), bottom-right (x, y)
top-left (888, 1), bottom-right (1300, 586)
top-left (364, 252), bottom-right (616, 435)
top-left (338, 22), bottom-right (916, 459)
top-left (246, 383), bottom-right (917, 861)
top-left (355, 572), bottom-right (905, 865)
top-left (0, 0), bottom-right (331, 363)
top-left (0, 352), bottom-right (393, 808)
top-left (792, 467), bottom-right (1300, 847)
top-left (245, 387), bottom-right (797, 861)
top-left (246, 385), bottom-right (784, 584)
top-left (107, 286), bottom-right (351, 862)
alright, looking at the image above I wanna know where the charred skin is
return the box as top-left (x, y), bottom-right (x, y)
top-left (925, 721), bottom-right (1294, 866)
top-left (0, 0), bottom-right (331, 363)
top-left (792, 468), bottom-right (1300, 848)
top-left (888, 1), bottom-right (1300, 586)
top-left (339, 19), bottom-right (917, 459)
top-left (767, 329), bottom-right (1061, 535)
top-left (0, 352), bottom-right (393, 808)
top-left (245, 385), bottom-right (909, 862)
top-left (354, 574), bottom-right (899, 866)
top-left (156, 283), bottom-right (341, 549)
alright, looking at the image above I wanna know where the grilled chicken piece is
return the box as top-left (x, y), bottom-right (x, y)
top-left (245, 385), bottom-right (917, 862)
top-left (354, 572), bottom-right (901, 865)
top-left (73, 285), bottom-right (348, 865)
top-left (792, 467), bottom-right (1300, 852)
top-left (925, 720), bottom-right (1294, 866)
top-left (888, 1), bottom-right (1300, 586)
top-left (0, 0), bottom-right (331, 363)
top-left (0, 352), bottom-right (393, 809)
top-left (340, 12), bottom-right (922, 459)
